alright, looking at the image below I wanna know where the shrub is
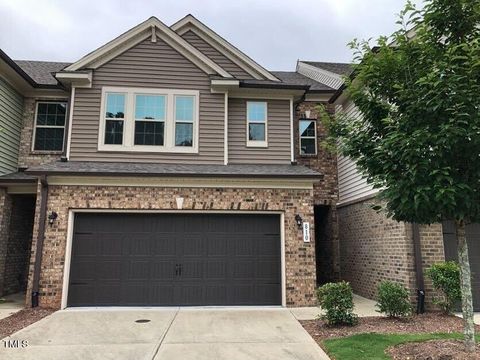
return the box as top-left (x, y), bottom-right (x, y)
top-left (426, 261), bottom-right (461, 314)
top-left (376, 281), bottom-right (412, 318)
top-left (317, 281), bottom-right (358, 326)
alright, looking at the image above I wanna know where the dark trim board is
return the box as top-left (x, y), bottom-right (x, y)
top-left (67, 212), bottom-right (282, 306)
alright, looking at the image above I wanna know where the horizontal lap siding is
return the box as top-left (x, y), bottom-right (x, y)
top-left (0, 77), bottom-right (23, 174)
top-left (181, 30), bottom-right (252, 79)
top-left (69, 38), bottom-right (224, 164)
top-left (228, 98), bottom-right (290, 164)
top-left (337, 101), bottom-right (377, 203)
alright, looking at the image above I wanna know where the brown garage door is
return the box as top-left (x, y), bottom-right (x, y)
top-left (443, 221), bottom-right (479, 311)
top-left (67, 213), bottom-right (281, 306)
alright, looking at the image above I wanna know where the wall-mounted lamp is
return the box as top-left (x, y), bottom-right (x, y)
top-left (304, 110), bottom-right (311, 118)
top-left (48, 211), bottom-right (58, 226)
top-left (295, 214), bottom-right (303, 229)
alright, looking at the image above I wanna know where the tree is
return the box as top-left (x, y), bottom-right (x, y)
top-left (327, 0), bottom-right (480, 352)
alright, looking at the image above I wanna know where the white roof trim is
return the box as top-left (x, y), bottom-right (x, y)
top-left (296, 61), bottom-right (344, 90)
top-left (64, 17), bottom-right (232, 78)
top-left (171, 15), bottom-right (280, 82)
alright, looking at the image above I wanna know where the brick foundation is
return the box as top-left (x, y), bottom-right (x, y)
top-left (28, 183), bottom-right (318, 308)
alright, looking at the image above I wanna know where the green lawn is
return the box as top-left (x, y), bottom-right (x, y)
top-left (323, 333), bottom-right (478, 360)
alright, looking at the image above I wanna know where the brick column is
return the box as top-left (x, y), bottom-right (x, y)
top-left (0, 188), bottom-right (13, 295)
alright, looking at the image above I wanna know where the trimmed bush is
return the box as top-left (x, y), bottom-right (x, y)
top-left (376, 281), bottom-right (412, 318)
top-left (317, 281), bottom-right (358, 326)
top-left (426, 261), bottom-right (461, 314)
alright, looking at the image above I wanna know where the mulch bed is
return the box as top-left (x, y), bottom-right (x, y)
top-left (301, 313), bottom-right (480, 359)
top-left (0, 308), bottom-right (55, 339)
top-left (387, 339), bottom-right (480, 360)
top-left (301, 313), bottom-right (480, 341)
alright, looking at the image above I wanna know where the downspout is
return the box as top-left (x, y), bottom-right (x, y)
top-left (65, 86), bottom-right (75, 161)
top-left (224, 92), bottom-right (228, 165)
top-left (31, 176), bottom-right (48, 307)
top-left (412, 222), bottom-right (425, 314)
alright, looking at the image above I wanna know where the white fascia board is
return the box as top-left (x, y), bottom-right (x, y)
top-left (171, 15), bottom-right (280, 82)
top-left (64, 17), bottom-right (231, 78)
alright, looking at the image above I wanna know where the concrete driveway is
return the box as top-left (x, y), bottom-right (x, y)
top-left (0, 308), bottom-right (329, 360)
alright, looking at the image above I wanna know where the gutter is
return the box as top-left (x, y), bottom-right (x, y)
top-left (31, 176), bottom-right (48, 307)
top-left (412, 222), bottom-right (425, 314)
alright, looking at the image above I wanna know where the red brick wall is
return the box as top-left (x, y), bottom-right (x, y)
top-left (0, 189), bottom-right (12, 295)
top-left (28, 183), bottom-right (317, 308)
top-left (338, 199), bottom-right (417, 300)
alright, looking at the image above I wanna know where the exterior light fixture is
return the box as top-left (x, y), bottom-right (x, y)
top-left (304, 110), bottom-right (311, 118)
top-left (48, 211), bottom-right (58, 225)
top-left (295, 214), bottom-right (303, 229)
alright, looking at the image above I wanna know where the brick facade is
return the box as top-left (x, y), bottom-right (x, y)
top-left (27, 183), bottom-right (317, 308)
top-left (338, 198), bottom-right (447, 309)
top-left (0, 189), bottom-right (13, 295)
top-left (2, 195), bottom-right (36, 295)
top-left (17, 97), bottom-right (66, 169)
top-left (294, 101), bottom-right (340, 283)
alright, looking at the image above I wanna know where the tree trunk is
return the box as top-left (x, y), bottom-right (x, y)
top-left (456, 219), bottom-right (476, 352)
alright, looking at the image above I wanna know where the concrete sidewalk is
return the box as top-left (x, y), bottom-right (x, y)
top-left (0, 293), bottom-right (24, 320)
top-left (0, 308), bottom-right (329, 360)
top-left (290, 294), bottom-right (379, 321)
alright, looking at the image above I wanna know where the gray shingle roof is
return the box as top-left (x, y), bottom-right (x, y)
top-left (0, 171), bottom-right (37, 183)
top-left (302, 61), bottom-right (353, 76)
top-left (14, 60), bottom-right (71, 85)
top-left (25, 161), bottom-right (321, 178)
top-left (270, 71), bottom-right (335, 91)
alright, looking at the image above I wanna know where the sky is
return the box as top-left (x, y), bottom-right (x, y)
top-left (0, 0), bottom-right (423, 71)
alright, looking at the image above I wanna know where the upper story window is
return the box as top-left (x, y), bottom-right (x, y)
top-left (246, 101), bottom-right (267, 147)
top-left (299, 119), bottom-right (317, 155)
top-left (33, 102), bottom-right (67, 152)
top-left (98, 87), bottom-right (199, 153)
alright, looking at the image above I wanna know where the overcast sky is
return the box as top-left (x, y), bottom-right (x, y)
top-left (1, 0), bottom-right (422, 70)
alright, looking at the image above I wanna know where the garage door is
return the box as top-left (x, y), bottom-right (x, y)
top-left (443, 221), bottom-right (479, 311)
top-left (67, 213), bottom-right (281, 307)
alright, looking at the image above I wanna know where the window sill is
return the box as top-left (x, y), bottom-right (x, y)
top-left (30, 150), bottom-right (63, 155)
top-left (299, 153), bottom-right (318, 158)
top-left (97, 145), bottom-right (199, 154)
top-left (246, 141), bottom-right (268, 148)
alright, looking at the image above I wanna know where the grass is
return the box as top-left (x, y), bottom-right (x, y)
top-left (323, 332), bottom-right (479, 360)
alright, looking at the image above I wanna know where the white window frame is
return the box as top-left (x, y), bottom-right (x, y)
top-left (32, 101), bottom-right (68, 153)
top-left (299, 119), bottom-right (317, 156)
top-left (98, 86), bottom-right (199, 153)
top-left (246, 101), bottom-right (268, 148)
top-left (133, 93), bottom-right (167, 147)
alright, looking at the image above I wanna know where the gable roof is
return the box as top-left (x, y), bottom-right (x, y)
top-left (15, 60), bottom-right (70, 85)
top-left (301, 61), bottom-right (353, 76)
top-left (63, 17), bottom-right (232, 78)
top-left (171, 14), bottom-right (280, 82)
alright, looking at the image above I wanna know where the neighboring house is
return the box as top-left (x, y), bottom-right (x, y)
top-left (320, 63), bottom-right (479, 311)
top-left (0, 15), bottom-right (340, 308)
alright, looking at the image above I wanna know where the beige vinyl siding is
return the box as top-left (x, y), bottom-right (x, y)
top-left (337, 100), bottom-right (377, 204)
top-left (228, 98), bottom-right (291, 164)
top-left (69, 37), bottom-right (225, 164)
top-left (181, 30), bottom-right (252, 79)
top-left (0, 77), bottom-right (23, 175)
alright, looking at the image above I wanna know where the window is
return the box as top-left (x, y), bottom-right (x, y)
top-left (246, 101), bottom-right (267, 147)
top-left (174, 95), bottom-right (194, 147)
top-left (104, 93), bottom-right (125, 145)
top-left (33, 102), bottom-right (67, 151)
top-left (98, 87), bottom-right (199, 153)
top-left (299, 119), bottom-right (317, 155)
top-left (134, 95), bottom-right (166, 146)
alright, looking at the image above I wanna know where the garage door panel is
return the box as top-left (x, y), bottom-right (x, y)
top-left (96, 261), bottom-right (122, 280)
top-left (68, 213), bottom-right (281, 306)
top-left (151, 261), bottom-right (176, 279)
top-left (152, 234), bottom-right (177, 255)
